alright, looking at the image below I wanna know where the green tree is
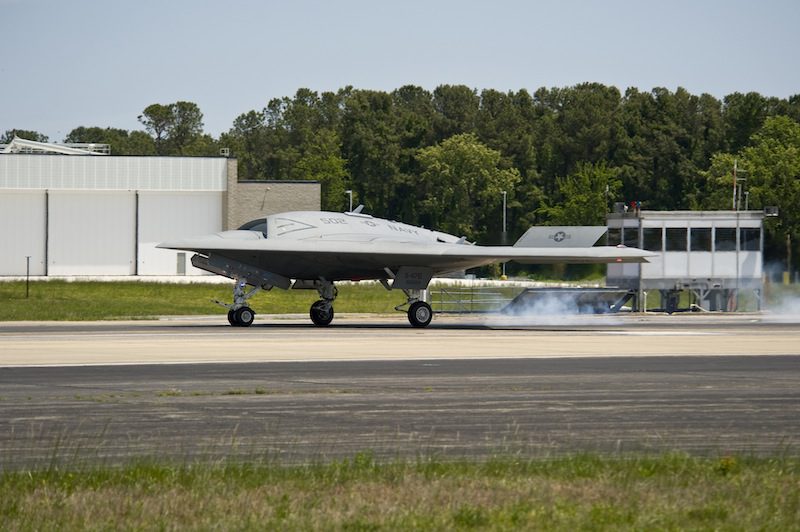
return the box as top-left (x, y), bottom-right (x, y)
top-left (125, 131), bottom-right (158, 155)
top-left (65, 126), bottom-right (121, 144)
top-left (1, 129), bottom-right (49, 143)
top-left (614, 87), bottom-right (725, 211)
top-left (539, 161), bottom-right (621, 226)
top-left (744, 116), bottom-right (800, 267)
top-left (290, 129), bottom-right (348, 211)
top-left (415, 133), bottom-right (521, 241)
top-left (221, 110), bottom-right (268, 178)
top-left (340, 89), bottom-right (402, 216)
top-left (696, 151), bottom-right (739, 210)
top-left (169, 101), bottom-right (205, 154)
top-left (220, 88), bottom-right (351, 213)
top-left (432, 85), bottom-right (480, 141)
top-left (390, 85), bottom-right (437, 223)
top-left (700, 115), bottom-right (800, 267)
top-left (476, 89), bottom-right (539, 239)
top-left (722, 92), bottom-right (770, 153)
top-left (64, 126), bottom-right (156, 155)
top-left (138, 101), bottom-right (205, 155)
top-left (224, 89), bottom-right (348, 182)
top-left (138, 103), bottom-right (172, 153)
top-left (477, 89), bottom-right (537, 177)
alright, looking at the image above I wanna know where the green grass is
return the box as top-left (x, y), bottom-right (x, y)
top-left (1, 279), bottom-right (791, 321)
top-left (0, 280), bottom-right (402, 321)
top-left (0, 280), bottom-right (533, 321)
top-left (1, 453), bottom-right (798, 529)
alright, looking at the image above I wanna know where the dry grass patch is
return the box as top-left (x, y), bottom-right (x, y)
top-left (2, 453), bottom-right (799, 529)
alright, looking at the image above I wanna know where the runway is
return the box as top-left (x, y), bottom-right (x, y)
top-left (1, 313), bottom-right (799, 467)
top-left (3, 313), bottom-right (800, 366)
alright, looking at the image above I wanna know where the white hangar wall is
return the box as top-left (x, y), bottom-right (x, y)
top-left (137, 191), bottom-right (222, 275)
top-left (0, 155), bottom-right (227, 190)
top-left (48, 191), bottom-right (137, 275)
top-left (0, 190), bottom-right (47, 276)
top-left (0, 155), bottom-right (226, 276)
top-left (0, 155), bottom-right (320, 277)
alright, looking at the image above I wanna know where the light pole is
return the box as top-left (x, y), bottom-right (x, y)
top-left (25, 256), bottom-right (30, 299)
top-left (502, 191), bottom-right (507, 235)
top-left (345, 190), bottom-right (353, 212)
top-left (501, 191), bottom-right (507, 278)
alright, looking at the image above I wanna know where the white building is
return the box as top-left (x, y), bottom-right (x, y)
top-left (0, 142), bottom-right (320, 276)
top-left (607, 210), bottom-right (768, 311)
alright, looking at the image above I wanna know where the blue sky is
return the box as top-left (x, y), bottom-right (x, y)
top-left (1, 0), bottom-right (798, 141)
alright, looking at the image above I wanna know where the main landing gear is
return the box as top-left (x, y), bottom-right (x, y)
top-left (396, 288), bottom-right (433, 328)
top-left (221, 278), bottom-right (433, 328)
top-left (407, 300), bottom-right (433, 328)
top-left (309, 281), bottom-right (337, 327)
top-left (305, 281), bottom-right (431, 328)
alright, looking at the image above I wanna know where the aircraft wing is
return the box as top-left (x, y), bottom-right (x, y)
top-left (158, 235), bottom-right (652, 280)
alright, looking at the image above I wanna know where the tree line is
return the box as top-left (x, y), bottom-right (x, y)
top-left (4, 84), bottom-right (800, 266)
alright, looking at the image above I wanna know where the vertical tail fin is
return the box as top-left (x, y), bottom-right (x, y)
top-left (513, 226), bottom-right (607, 248)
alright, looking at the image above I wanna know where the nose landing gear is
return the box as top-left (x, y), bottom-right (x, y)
top-left (220, 279), bottom-right (263, 327)
top-left (228, 306), bottom-right (255, 327)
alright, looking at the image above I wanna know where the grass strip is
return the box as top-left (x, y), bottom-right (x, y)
top-left (1, 279), bottom-right (792, 321)
top-left (0, 280), bottom-right (401, 321)
top-left (1, 453), bottom-right (798, 529)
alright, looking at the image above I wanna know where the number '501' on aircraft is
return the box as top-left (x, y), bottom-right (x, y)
top-left (158, 209), bottom-right (653, 328)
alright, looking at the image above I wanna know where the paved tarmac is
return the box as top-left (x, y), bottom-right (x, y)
top-left (1, 313), bottom-right (799, 468)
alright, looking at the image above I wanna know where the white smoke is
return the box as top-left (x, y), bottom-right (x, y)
top-left (483, 291), bottom-right (625, 327)
top-left (763, 286), bottom-right (800, 322)
top-left (429, 279), bottom-right (627, 327)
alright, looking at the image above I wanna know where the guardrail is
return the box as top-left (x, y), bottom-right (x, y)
top-left (430, 286), bottom-right (513, 314)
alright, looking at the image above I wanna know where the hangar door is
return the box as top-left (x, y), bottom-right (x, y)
top-left (137, 191), bottom-right (223, 275)
top-left (0, 190), bottom-right (46, 275)
top-left (48, 191), bottom-right (136, 275)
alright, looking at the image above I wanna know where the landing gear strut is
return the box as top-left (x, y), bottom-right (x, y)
top-left (221, 279), bottom-right (262, 327)
top-left (309, 281), bottom-right (337, 327)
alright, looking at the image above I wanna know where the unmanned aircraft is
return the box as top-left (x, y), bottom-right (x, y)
top-left (158, 208), bottom-right (652, 328)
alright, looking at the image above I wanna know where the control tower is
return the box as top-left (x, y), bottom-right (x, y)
top-left (607, 210), bottom-right (770, 312)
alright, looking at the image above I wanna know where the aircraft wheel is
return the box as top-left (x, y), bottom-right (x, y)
top-left (234, 306), bottom-right (255, 327)
top-left (227, 309), bottom-right (237, 326)
top-left (408, 301), bottom-right (433, 328)
top-left (310, 300), bottom-right (334, 326)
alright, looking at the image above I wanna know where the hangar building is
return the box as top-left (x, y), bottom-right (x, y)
top-left (0, 141), bottom-right (320, 276)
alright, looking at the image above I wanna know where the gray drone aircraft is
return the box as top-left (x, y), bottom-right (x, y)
top-left (158, 209), bottom-right (652, 328)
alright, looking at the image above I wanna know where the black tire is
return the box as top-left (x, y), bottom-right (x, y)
top-left (310, 300), bottom-right (334, 326)
top-left (408, 301), bottom-right (433, 328)
top-left (234, 306), bottom-right (255, 327)
top-left (227, 309), bottom-right (237, 326)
